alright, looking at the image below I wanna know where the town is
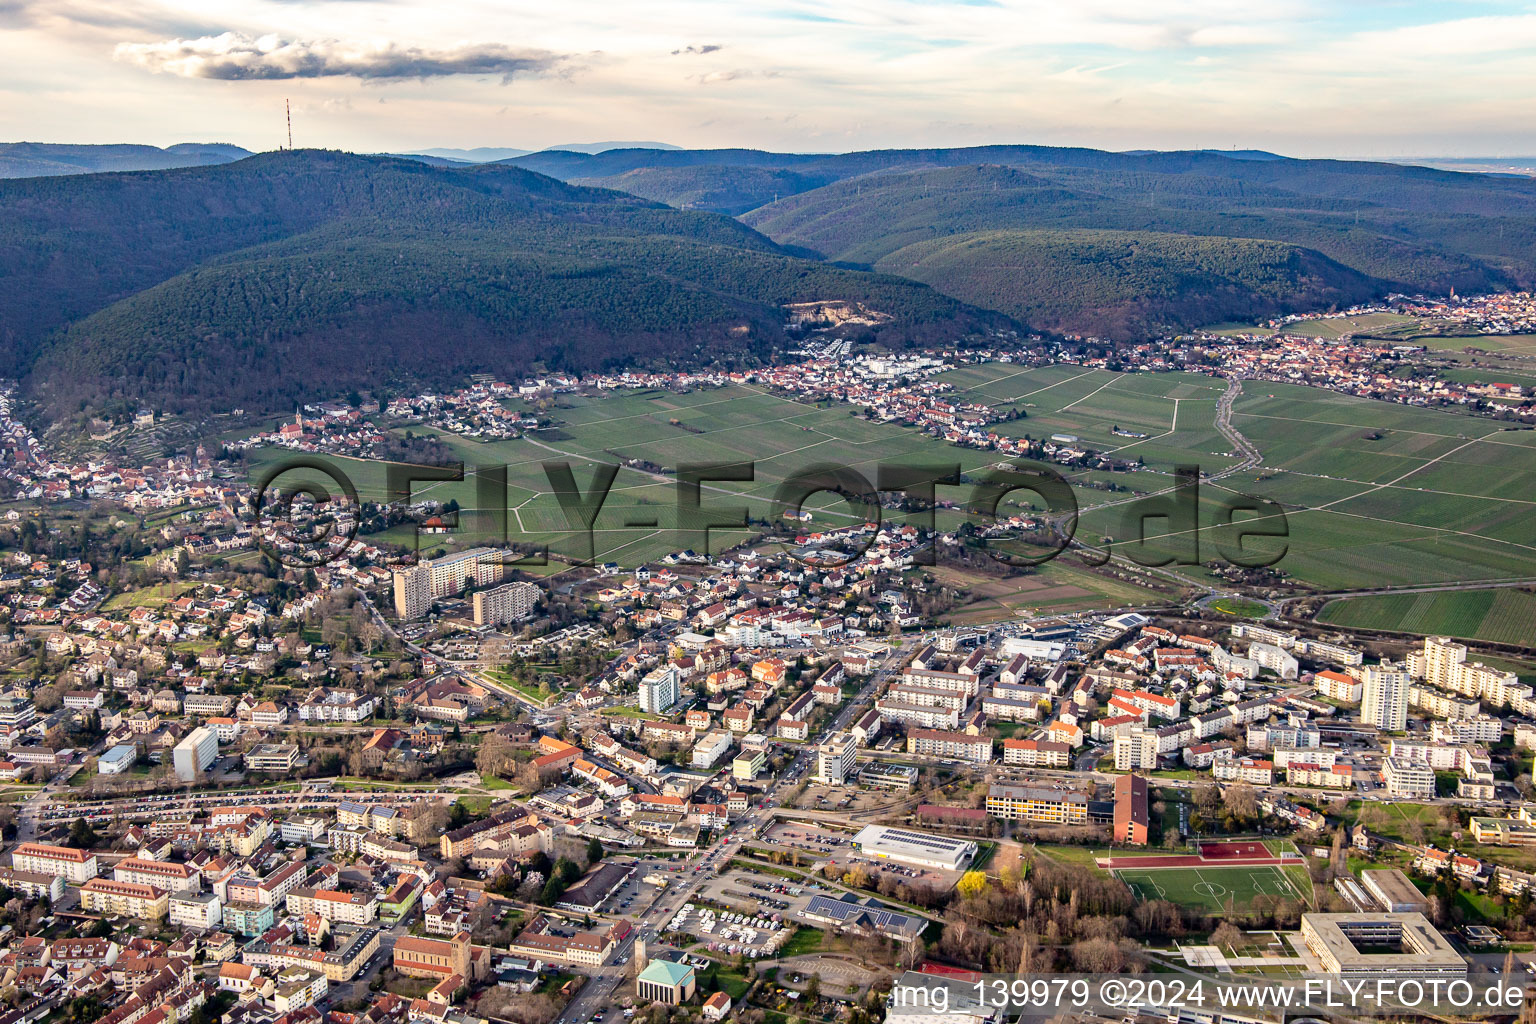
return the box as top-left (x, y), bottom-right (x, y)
top-left (0, 293), bottom-right (1534, 1024)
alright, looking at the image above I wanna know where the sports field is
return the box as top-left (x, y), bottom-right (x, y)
top-left (1116, 863), bottom-right (1304, 913)
top-left (1317, 587), bottom-right (1536, 646)
top-left (1106, 842), bottom-right (1311, 914)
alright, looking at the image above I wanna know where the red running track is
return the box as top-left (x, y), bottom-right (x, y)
top-left (1099, 854), bottom-right (1285, 869)
top-left (1199, 841), bottom-right (1271, 859)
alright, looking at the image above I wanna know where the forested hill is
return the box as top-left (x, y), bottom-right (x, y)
top-left (0, 150), bottom-right (1005, 422)
top-left (876, 228), bottom-right (1381, 339)
top-left (0, 142), bottom-right (250, 179)
top-left (497, 144), bottom-right (1536, 338)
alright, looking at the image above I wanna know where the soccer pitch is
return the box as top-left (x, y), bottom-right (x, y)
top-left (1115, 864), bottom-right (1304, 914)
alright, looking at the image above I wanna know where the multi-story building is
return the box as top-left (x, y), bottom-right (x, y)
top-left (1432, 716), bottom-right (1503, 745)
top-left (1361, 663), bottom-right (1409, 732)
top-left (419, 547), bottom-right (506, 599)
top-left (243, 924), bottom-right (381, 982)
top-left (183, 693), bottom-right (234, 717)
top-left (0, 867), bottom-right (63, 902)
top-left (691, 731), bottom-right (732, 769)
top-left (11, 843), bottom-right (98, 884)
top-left (985, 783), bottom-right (1088, 825)
top-left (113, 857), bottom-right (200, 894)
top-left (639, 666), bottom-right (680, 715)
top-left (1249, 642), bottom-right (1299, 680)
top-left (281, 817), bottom-right (328, 845)
top-left (572, 758), bottom-right (630, 798)
top-left (731, 748), bottom-right (765, 781)
top-left (874, 699), bottom-right (959, 730)
top-left (172, 726), bottom-right (218, 782)
top-left (815, 731), bottom-right (857, 784)
top-left (1383, 756), bottom-right (1435, 798)
top-left (287, 887), bottom-right (379, 925)
top-left (298, 688), bottom-right (378, 723)
top-left (245, 744), bottom-right (301, 774)
top-left (906, 728), bottom-right (991, 763)
top-left (79, 878), bottom-right (169, 920)
top-left (439, 810), bottom-right (553, 860)
top-left (1213, 756), bottom-right (1274, 785)
top-left (1000, 738), bottom-right (1070, 768)
top-left (168, 892), bottom-right (223, 929)
top-left (472, 580), bottom-right (540, 626)
top-left (271, 967), bottom-right (330, 1015)
top-left (506, 916), bottom-right (629, 968)
top-left (393, 565), bottom-right (431, 620)
top-left (1113, 728), bottom-right (1160, 771)
top-left (1315, 669), bottom-right (1362, 703)
top-left (224, 901), bottom-right (277, 937)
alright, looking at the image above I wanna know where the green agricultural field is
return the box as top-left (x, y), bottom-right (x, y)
top-left (1080, 380), bottom-right (1536, 591)
top-left (1317, 588), bottom-right (1536, 646)
top-left (1419, 333), bottom-right (1536, 356)
top-left (1115, 863), bottom-right (1305, 914)
top-left (1275, 312), bottom-right (1421, 339)
top-left (247, 364), bottom-right (1536, 595)
top-left (1436, 366), bottom-right (1536, 390)
top-left (1202, 322), bottom-right (1276, 337)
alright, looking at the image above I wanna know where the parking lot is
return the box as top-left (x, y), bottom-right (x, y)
top-left (662, 868), bottom-right (826, 958)
top-left (762, 820), bottom-right (856, 857)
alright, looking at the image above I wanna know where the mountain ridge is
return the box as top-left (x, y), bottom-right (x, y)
top-left (0, 149), bottom-right (1006, 422)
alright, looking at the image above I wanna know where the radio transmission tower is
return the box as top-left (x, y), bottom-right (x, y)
top-left (286, 99), bottom-right (293, 150)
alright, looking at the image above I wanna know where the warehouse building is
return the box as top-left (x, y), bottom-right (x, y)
top-left (852, 825), bottom-right (977, 871)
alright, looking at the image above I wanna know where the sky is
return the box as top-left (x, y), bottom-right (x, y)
top-left (3, 0), bottom-right (1536, 158)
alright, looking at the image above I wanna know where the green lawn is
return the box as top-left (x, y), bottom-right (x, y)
top-left (600, 706), bottom-right (658, 720)
top-left (1210, 597), bottom-right (1269, 619)
top-left (102, 581), bottom-right (197, 611)
top-left (778, 928), bottom-right (824, 958)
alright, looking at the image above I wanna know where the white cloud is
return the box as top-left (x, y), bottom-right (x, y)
top-left (114, 31), bottom-right (570, 80)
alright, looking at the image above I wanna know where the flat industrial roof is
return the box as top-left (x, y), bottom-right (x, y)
top-left (1302, 912), bottom-right (1464, 973)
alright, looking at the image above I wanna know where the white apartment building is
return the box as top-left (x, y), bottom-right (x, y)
top-left (113, 857), bottom-right (201, 894)
top-left (874, 699), bottom-right (960, 729)
top-left (286, 888), bottom-right (379, 925)
top-left (392, 565), bottom-right (431, 620)
top-left (169, 892), bottom-right (223, 929)
top-left (1315, 669), bottom-right (1362, 703)
top-left (1114, 728), bottom-right (1159, 771)
top-left (1383, 757), bottom-right (1435, 799)
top-left (639, 666), bottom-right (680, 714)
top-left (1249, 642), bottom-right (1299, 680)
top-left (11, 843), bottom-right (98, 884)
top-left (1360, 663), bottom-right (1409, 731)
top-left (815, 731), bottom-right (857, 784)
top-left (473, 580), bottom-right (540, 626)
top-left (173, 726), bottom-right (219, 782)
top-left (691, 731), bottom-right (733, 769)
top-left (905, 728), bottom-right (991, 763)
top-left (422, 547), bottom-right (505, 598)
top-left (1433, 716), bottom-right (1503, 745)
